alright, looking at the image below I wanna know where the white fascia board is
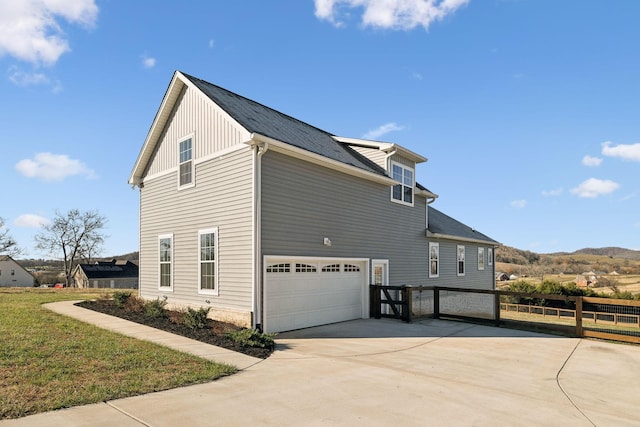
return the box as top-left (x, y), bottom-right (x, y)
top-left (129, 71), bottom-right (186, 186)
top-left (417, 188), bottom-right (438, 199)
top-left (332, 136), bottom-right (428, 164)
top-left (247, 133), bottom-right (397, 186)
top-left (427, 231), bottom-right (501, 247)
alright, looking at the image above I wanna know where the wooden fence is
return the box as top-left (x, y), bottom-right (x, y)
top-left (369, 285), bottom-right (640, 344)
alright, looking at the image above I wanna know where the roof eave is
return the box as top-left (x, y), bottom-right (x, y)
top-left (128, 71), bottom-right (188, 187)
top-left (248, 133), bottom-right (397, 186)
top-left (332, 136), bottom-right (428, 163)
top-left (426, 230), bottom-right (501, 247)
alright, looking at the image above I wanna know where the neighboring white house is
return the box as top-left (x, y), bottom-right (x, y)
top-left (129, 71), bottom-right (499, 333)
top-left (0, 255), bottom-right (35, 287)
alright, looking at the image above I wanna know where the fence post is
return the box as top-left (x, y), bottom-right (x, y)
top-left (433, 287), bottom-right (440, 319)
top-left (370, 285), bottom-right (381, 319)
top-left (405, 286), bottom-right (413, 323)
top-left (494, 291), bottom-right (501, 327)
top-left (575, 297), bottom-right (583, 338)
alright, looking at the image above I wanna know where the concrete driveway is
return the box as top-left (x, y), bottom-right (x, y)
top-left (4, 318), bottom-right (640, 426)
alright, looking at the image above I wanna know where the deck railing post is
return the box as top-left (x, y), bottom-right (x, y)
top-left (575, 297), bottom-right (583, 338)
top-left (494, 291), bottom-right (501, 327)
top-left (433, 287), bottom-right (440, 319)
top-left (370, 285), bottom-right (381, 319)
top-left (405, 286), bottom-right (413, 323)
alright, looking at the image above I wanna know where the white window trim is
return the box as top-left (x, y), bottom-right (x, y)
top-left (389, 160), bottom-right (414, 207)
top-left (478, 247), bottom-right (485, 271)
top-left (158, 233), bottom-right (174, 291)
top-left (429, 242), bottom-right (439, 278)
top-left (198, 227), bottom-right (219, 296)
top-left (177, 134), bottom-right (195, 190)
top-left (488, 248), bottom-right (493, 266)
top-left (457, 245), bottom-right (465, 277)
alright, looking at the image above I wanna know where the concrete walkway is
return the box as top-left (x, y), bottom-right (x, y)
top-left (3, 305), bottom-right (640, 426)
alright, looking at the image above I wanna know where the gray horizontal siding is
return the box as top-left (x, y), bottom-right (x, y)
top-left (261, 151), bottom-right (428, 285)
top-left (139, 147), bottom-right (254, 312)
top-left (261, 151), bottom-right (494, 290)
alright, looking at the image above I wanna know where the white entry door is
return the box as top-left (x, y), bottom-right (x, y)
top-left (372, 260), bottom-right (390, 314)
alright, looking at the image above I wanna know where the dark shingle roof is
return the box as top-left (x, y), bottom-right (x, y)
top-left (78, 261), bottom-right (138, 280)
top-left (428, 207), bottom-right (498, 244)
top-left (181, 72), bottom-right (386, 176)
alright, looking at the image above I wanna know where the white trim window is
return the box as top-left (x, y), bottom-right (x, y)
top-left (488, 248), bottom-right (493, 266)
top-left (390, 161), bottom-right (414, 206)
top-left (178, 136), bottom-right (194, 188)
top-left (199, 228), bottom-right (218, 294)
top-left (429, 242), bottom-right (439, 278)
top-left (159, 234), bottom-right (173, 290)
top-left (478, 247), bottom-right (485, 271)
top-left (457, 245), bottom-right (465, 277)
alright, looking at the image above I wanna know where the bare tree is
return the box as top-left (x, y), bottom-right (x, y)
top-left (35, 209), bottom-right (107, 287)
top-left (0, 217), bottom-right (22, 256)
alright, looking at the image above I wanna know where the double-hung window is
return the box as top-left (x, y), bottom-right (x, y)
top-left (391, 161), bottom-right (414, 206)
top-left (159, 234), bottom-right (173, 290)
top-left (199, 228), bottom-right (218, 294)
top-left (429, 242), bottom-right (439, 278)
top-left (488, 248), bottom-right (494, 266)
top-left (457, 245), bottom-right (465, 277)
top-left (478, 247), bottom-right (485, 271)
top-left (178, 137), bottom-right (193, 187)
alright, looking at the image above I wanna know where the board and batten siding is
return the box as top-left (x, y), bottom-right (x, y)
top-left (139, 147), bottom-right (254, 321)
top-left (145, 86), bottom-right (251, 177)
top-left (261, 151), bottom-right (429, 285)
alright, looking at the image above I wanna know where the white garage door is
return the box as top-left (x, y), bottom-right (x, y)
top-left (264, 257), bottom-right (367, 333)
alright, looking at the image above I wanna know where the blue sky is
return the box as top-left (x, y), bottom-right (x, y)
top-left (1, 0), bottom-right (639, 259)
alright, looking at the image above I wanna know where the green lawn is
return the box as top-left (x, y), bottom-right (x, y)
top-left (0, 288), bottom-right (236, 420)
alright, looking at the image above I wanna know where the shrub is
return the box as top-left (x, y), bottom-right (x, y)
top-left (144, 296), bottom-right (168, 319)
top-left (112, 291), bottom-right (132, 308)
top-left (124, 295), bottom-right (146, 313)
top-left (183, 307), bottom-right (210, 330)
top-left (226, 329), bottom-right (276, 350)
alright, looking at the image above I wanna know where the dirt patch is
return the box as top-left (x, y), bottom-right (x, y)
top-left (76, 299), bottom-right (273, 359)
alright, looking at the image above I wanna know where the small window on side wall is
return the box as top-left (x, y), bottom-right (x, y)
top-left (390, 161), bottom-right (414, 206)
top-left (457, 245), bottom-right (465, 277)
top-left (478, 247), bottom-right (485, 271)
top-left (199, 228), bottom-right (218, 294)
top-left (178, 137), bottom-right (193, 188)
top-left (488, 248), bottom-right (493, 266)
top-left (429, 242), bottom-right (439, 278)
top-left (159, 234), bottom-right (173, 290)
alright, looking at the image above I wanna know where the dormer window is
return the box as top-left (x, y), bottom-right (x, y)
top-left (390, 161), bottom-right (414, 206)
top-left (178, 137), bottom-right (193, 187)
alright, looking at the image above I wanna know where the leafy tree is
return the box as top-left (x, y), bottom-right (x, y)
top-left (34, 209), bottom-right (107, 287)
top-left (0, 217), bottom-right (21, 256)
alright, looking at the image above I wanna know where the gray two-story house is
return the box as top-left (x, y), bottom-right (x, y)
top-left (129, 71), bottom-right (498, 333)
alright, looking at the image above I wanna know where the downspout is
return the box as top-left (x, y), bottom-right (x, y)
top-left (384, 146), bottom-right (398, 176)
top-left (253, 142), bottom-right (268, 331)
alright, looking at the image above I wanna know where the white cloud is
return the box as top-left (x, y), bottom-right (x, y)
top-left (0, 0), bottom-right (98, 66)
top-left (411, 71), bottom-right (423, 80)
top-left (208, 39), bottom-right (215, 48)
top-left (14, 214), bottom-right (50, 228)
top-left (363, 122), bottom-right (405, 140)
top-left (570, 178), bottom-right (619, 198)
top-left (510, 199), bottom-right (527, 208)
top-left (542, 188), bottom-right (563, 197)
top-left (15, 152), bottom-right (96, 181)
top-left (602, 141), bottom-right (640, 162)
top-left (141, 55), bottom-right (156, 68)
top-left (314, 0), bottom-right (469, 30)
top-left (582, 155), bottom-right (602, 167)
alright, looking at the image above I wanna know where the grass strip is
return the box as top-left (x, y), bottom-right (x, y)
top-left (0, 288), bottom-right (236, 420)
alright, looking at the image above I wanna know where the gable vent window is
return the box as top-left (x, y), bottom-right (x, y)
top-left (391, 161), bottom-right (414, 206)
top-left (179, 137), bottom-right (193, 187)
top-left (266, 263), bottom-right (291, 273)
top-left (295, 263), bottom-right (317, 273)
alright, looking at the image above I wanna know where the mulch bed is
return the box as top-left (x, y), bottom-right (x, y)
top-left (76, 299), bottom-right (273, 359)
